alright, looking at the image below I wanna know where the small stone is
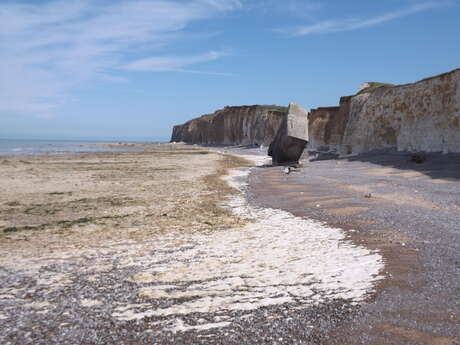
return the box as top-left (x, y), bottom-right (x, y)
top-left (80, 299), bottom-right (102, 307)
top-left (410, 153), bottom-right (427, 164)
top-left (131, 272), bottom-right (155, 283)
top-left (138, 287), bottom-right (169, 299)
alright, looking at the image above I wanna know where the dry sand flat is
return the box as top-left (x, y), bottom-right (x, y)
top-left (0, 144), bottom-right (385, 344)
top-left (0, 144), bottom-right (247, 254)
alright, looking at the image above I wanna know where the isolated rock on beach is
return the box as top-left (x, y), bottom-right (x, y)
top-left (269, 103), bottom-right (309, 165)
top-left (286, 103), bottom-right (309, 142)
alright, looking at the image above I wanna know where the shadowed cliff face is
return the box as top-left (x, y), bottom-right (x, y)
top-left (171, 105), bottom-right (287, 146)
top-left (308, 96), bottom-right (351, 153)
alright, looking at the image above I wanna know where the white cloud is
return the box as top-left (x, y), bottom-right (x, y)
top-left (247, 0), bottom-right (321, 15)
top-left (121, 50), bottom-right (228, 72)
top-left (286, 1), bottom-right (443, 36)
top-left (0, 0), bottom-right (240, 116)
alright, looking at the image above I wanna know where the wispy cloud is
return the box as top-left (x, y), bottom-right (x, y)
top-left (0, 0), bottom-right (240, 116)
top-left (121, 50), bottom-right (229, 73)
top-left (247, 0), bottom-right (321, 16)
top-left (285, 2), bottom-right (444, 36)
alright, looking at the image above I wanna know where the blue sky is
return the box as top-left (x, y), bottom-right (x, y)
top-left (1, 0), bottom-right (459, 141)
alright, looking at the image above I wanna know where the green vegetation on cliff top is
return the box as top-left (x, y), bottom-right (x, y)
top-left (256, 105), bottom-right (288, 113)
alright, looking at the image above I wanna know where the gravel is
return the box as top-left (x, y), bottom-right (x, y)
top-left (248, 149), bottom-right (460, 344)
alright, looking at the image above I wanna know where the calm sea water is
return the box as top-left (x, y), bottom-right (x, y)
top-left (0, 139), bottom-right (137, 156)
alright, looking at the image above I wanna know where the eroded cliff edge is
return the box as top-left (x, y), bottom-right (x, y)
top-left (171, 105), bottom-right (287, 146)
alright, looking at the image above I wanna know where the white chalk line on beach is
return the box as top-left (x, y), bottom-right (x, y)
top-left (0, 153), bottom-right (384, 334)
top-left (112, 154), bottom-right (384, 332)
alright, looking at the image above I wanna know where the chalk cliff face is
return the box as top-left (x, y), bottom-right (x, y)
top-left (341, 69), bottom-right (460, 154)
top-left (308, 68), bottom-right (460, 155)
top-left (308, 96), bottom-right (351, 153)
top-left (172, 68), bottom-right (460, 156)
top-left (171, 105), bottom-right (287, 146)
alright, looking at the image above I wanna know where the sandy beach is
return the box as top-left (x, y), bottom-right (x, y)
top-left (0, 144), bottom-right (248, 256)
top-left (0, 143), bottom-right (385, 344)
top-left (0, 144), bottom-right (252, 343)
top-left (0, 144), bottom-right (458, 344)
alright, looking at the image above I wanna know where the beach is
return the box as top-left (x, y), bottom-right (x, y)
top-left (0, 144), bottom-right (249, 255)
top-left (248, 149), bottom-right (460, 344)
top-left (0, 143), bottom-right (384, 344)
top-left (0, 144), bottom-right (253, 343)
top-left (0, 144), bottom-right (458, 344)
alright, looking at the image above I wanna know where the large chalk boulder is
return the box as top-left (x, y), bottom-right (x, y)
top-left (269, 103), bottom-right (309, 165)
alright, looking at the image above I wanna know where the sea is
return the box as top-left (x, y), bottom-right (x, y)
top-left (0, 139), bottom-right (141, 156)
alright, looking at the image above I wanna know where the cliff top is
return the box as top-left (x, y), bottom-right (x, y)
top-left (356, 82), bottom-right (395, 95)
top-left (174, 104), bottom-right (288, 128)
top-left (356, 67), bottom-right (460, 96)
top-left (222, 104), bottom-right (288, 113)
